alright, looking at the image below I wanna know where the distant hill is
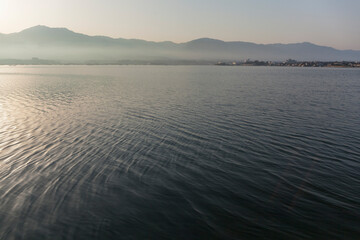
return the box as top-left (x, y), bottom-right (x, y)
top-left (1, 25), bottom-right (360, 63)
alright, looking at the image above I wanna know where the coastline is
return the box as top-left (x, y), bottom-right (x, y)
top-left (1, 58), bottom-right (360, 68)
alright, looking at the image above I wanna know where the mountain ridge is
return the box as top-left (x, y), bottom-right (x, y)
top-left (1, 25), bottom-right (360, 62)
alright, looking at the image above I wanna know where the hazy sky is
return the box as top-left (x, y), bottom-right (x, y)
top-left (1, 0), bottom-right (360, 50)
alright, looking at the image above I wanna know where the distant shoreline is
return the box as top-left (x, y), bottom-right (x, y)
top-left (1, 64), bottom-right (359, 68)
top-left (1, 59), bottom-right (360, 68)
top-left (215, 60), bottom-right (360, 68)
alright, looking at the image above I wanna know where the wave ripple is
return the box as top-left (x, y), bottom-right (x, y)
top-left (0, 66), bottom-right (360, 239)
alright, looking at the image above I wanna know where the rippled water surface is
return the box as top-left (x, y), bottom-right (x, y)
top-left (0, 66), bottom-right (359, 239)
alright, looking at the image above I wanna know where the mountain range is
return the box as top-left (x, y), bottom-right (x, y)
top-left (1, 25), bottom-right (360, 64)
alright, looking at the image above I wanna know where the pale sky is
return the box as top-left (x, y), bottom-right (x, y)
top-left (1, 0), bottom-right (360, 50)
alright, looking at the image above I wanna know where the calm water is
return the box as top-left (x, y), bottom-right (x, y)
top-left (0, 66), bottom-right (359, 240)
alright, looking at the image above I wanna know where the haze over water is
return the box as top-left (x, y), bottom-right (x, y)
top-left (0, 66), bottom-right (359, 239)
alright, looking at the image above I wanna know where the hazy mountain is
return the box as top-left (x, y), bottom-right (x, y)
top-left (1, 25), bottom-right (360, 63)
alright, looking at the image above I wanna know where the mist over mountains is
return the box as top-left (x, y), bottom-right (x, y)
top-left (1, 25), bottom-right (360, 64)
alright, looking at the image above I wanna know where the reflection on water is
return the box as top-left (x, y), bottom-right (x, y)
top-left (0, 66), bottom-right (360, 239)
